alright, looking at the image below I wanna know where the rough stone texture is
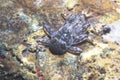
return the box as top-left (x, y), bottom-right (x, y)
top-left (0, 0), bottom-right (120, 80)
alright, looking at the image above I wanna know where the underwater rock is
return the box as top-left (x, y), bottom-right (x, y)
top-left (102, 20), bottom-right (120, 44)
top-left (18, 12), bottom-right (42, 32)
top-left (0, 44), bottom-right (6, 59)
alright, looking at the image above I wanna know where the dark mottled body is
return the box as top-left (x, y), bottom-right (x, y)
top-left (37, 14), bottom-right (90, 55)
